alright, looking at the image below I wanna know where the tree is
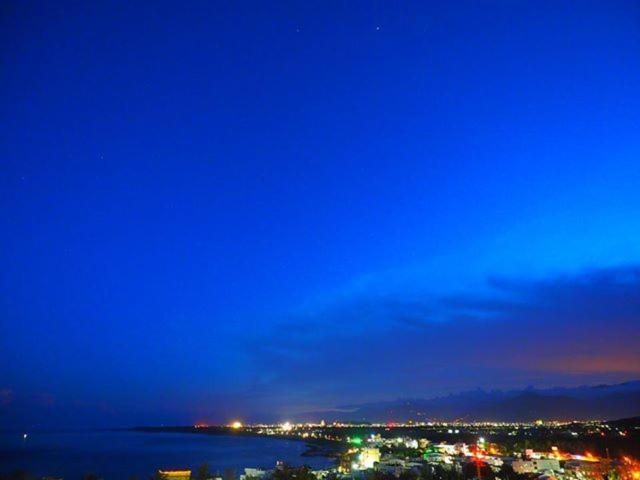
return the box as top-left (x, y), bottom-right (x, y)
top-left (223, 467), bottom-right (236, 480)
top-left (0, 471), bottom-right (33, 480)
top-left (365, 471), bottom-right (396, 480)
top-left (429, 465), bottom-right (463, 480)
top-left (198, 463), bottom-right (211, 480)
top-left (419, 465), bottom-right (438, 480)
top-left (399, 471), bottom-right (419, 480)
top-left (462, 462), bottom-right (495, 480)
top-left (272, 465), bottom-right (316, 480)
top-left (497, 464), bottom-right (528, 480)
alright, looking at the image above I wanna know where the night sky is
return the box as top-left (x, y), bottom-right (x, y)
top-left (1, 1), bottom-right (640, 427)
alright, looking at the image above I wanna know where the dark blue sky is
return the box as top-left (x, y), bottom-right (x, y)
top-left (1, 0), bottom-right (640, 427)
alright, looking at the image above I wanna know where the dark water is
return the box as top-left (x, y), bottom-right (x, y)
top-left (0, 430), bottom-right (335, 479)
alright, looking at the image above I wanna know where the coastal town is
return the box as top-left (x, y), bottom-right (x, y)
top-left (1, 419), bottom-right (639, 480)
top-left (143, 419), bottom-right (640, 480)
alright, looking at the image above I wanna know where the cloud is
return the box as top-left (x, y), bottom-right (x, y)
top-left (242, 264), bottom-right (640, 414)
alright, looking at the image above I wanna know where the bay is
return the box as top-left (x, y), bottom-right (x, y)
top-left (0, 430), bottom-right (335, 479)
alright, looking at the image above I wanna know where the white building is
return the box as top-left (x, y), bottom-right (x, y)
top-left (512, 459), bottom-right (561, 474)
top-left (240, 468), bottom-right (267, 480)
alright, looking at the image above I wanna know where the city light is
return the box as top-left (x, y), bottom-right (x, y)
top-left (76, 419), bottom-right (640, 478)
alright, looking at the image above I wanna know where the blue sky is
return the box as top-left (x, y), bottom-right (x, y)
top-left (1, 0), bottom-right (640, 427)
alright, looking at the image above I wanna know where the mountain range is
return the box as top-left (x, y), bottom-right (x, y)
top-left (301, 381), bottom-right (640, 422)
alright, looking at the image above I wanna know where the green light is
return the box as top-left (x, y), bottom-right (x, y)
top-left (350, 437), bottom-right (363, 445)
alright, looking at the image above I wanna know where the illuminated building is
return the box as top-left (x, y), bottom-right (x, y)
top-left (358, 448), bottom-right (381, 469)
top-left (158, 470), bottom-right (192, 480)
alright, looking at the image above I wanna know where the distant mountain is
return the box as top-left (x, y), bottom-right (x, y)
top-left (607, 415), bottom-right (640, 429)
top-left (299, 381), bottom-right (640, 422)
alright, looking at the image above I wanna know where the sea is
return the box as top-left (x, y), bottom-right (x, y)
top-left (0, 430), bottom-right (335, 479)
